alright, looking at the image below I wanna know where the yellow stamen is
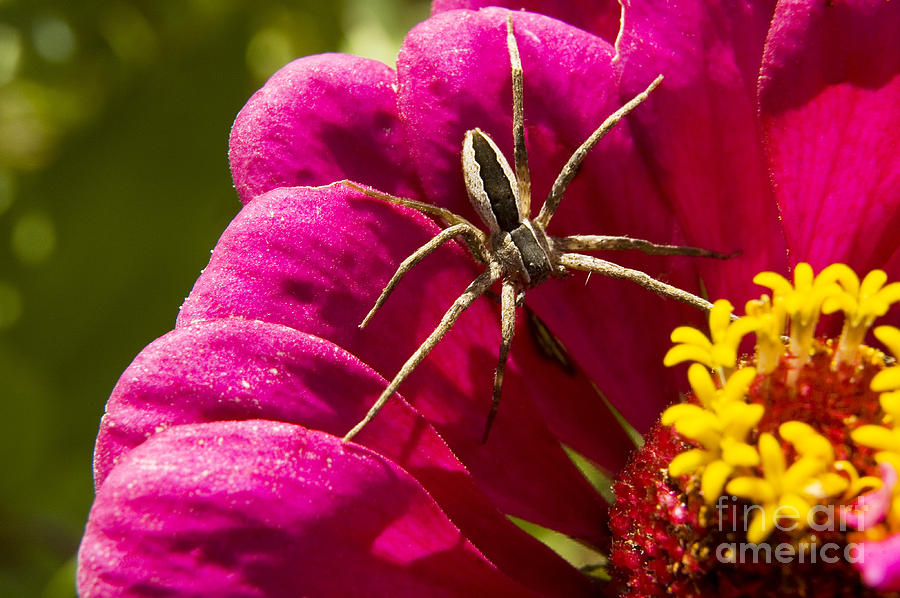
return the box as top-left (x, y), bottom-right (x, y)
top-left (821, 268), bottom-right (900, 366)
top-left (744, 295), bottom-right (787, 374)
top-left (753, 262), bottom-right (842, 369)
top-left (726, 428), bottom-right (848, 544)
top-left (664, 300), bottom-right (757, 383)
top-left (661, 366), bottom-right (762, 503)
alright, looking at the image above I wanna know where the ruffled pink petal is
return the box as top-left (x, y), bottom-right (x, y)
top-left (79, 421), bottom-right (543, 598)
top-left (178, 183), bottom-right (613, 544)
top-left (617, 0), bottom-right (786, 304)
top-left (94, 317), bottom-right (594, 597)
top-left (229, 53), bottom-right (420, 204)
top-left (855, 533), bottom-right (900, 591)
top-left (760, 0), bottom-right (900, 276)
top-left (842, 462), bottom-right (897, 531)
top-left (430, 0), bottom-right (622, 42)
top-left (398, 8), bottom-right (723, 431)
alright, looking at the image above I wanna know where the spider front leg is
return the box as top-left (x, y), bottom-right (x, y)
top-left (534, 75), bottom-right (663, 230)
top-left (360, 223), bottom-right (490, 328)
top-left (484, 277), bottom-right (518, 443)
top-left (341, 180), bottom-right (487, 254)
top-left (343, 262), bottom-right (503, 442)
top-left (553, 234), bottom-right (736, 259)
top-left (557, 252), bottom-right (715, 313)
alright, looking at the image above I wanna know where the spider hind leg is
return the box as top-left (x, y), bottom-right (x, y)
top-left (483, 278), bottom-right (518, 442)
top-left (344, 263), bottom-right (502, 442)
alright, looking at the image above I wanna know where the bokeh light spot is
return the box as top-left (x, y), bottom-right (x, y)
top-left (32, 15), bottom-right (76, 63)
top-left (11, 211), bottom-right (55, 265)
top-left (0, 168), bottom-right (15, 215)
top-left (0, 23), bottom-right (23, 85)
top-left (0, 281), bottom-right (22, 329)
top-left (246, 27), bottom-right (295, 81)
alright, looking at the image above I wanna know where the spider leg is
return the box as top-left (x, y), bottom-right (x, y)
top-left (534, 75), bottom-right (664, 230)
top-left (558, 252), bottom-right (715, 313)
top-left (553, 235), bottom-right (736, 259)
top-left (483, 278), bottom-right (517, 443)
top-left (361, 223), bottom-right (489, 328)
top-left (341, 180), bottom-right (486, 246)
top-left (506, 15), bottom-right (531, 217)
top-left (343, 262), bottom-right (503, 442)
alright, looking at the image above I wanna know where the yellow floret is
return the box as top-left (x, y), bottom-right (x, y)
top-left (664, 300), bottom-right (757, 382)
top-left (744, 295), bottom-right (787, 374)
top-left (753, 263), bottom-right (842, 368)
top-left (726, 427), bottom-right (848, 544)
top-left (662, 364), bottom-right (762, 503)
top-left (821, 268), bottom-right (900, 365)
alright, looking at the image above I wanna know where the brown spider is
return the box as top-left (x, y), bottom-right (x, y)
top-left (342, 16), bottom-right (730, 442)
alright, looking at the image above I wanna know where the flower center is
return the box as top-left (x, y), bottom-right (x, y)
top-left (610, 263), bottom-right (900, 596)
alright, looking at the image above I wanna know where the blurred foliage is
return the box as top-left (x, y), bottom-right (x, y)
top-left (0, 0), bottom-right (428, 595)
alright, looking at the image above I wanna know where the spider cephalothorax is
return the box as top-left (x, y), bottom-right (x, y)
top-left (342, 15), bottom-right (732, 442)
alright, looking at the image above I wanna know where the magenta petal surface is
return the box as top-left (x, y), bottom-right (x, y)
top-left (79, 421), bottom-right (545, 598)
top-left (856, 533), bottom-right (900, 592)
top-left (229, 53), bottom-right (420, 204)
top-left (94, 317), bottom-right (594, 597)
top-left (617, 0), bottom-right (786, 304)
top-left (760, 0), bottom-right (900, 276)
top-left (430, 0), bottom-right (622, 42)
top-left (178, 183), bottom-right (614, 543)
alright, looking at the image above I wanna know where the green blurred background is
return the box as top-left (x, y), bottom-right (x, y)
top-left (0, 1), bottom-right (428, 594)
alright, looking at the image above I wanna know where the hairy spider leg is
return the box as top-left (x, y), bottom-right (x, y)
top-left (343, 263), bottom-right (502, 442)
top-left (484, 278), bottom-right (517, 442)
top-left (507, 15), bottom-right (531, 217)
top-left (534, 75), bottom-right (664, 230)
top-left (553, 235), bottom-right (736, 258)
top-left (342, 181), bottom-right (486, 244)
top-left (359, 223), bottom-right (488, 328)
top-left (558, 253), bottom-right (715, 312)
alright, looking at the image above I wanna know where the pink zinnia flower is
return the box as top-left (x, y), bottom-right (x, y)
top-left (77, 0), bottom-right (900, 596)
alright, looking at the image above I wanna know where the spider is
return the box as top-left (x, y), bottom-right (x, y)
top-left (341, 15), bottom-right (731, 443)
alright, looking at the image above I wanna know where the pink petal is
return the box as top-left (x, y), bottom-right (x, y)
top-left (617, 0), bottom-right (787, 304)
top-left (430, 0), bottom-right (622, 42)
top-left (843, 462), bottom-right (897, 531)
top-left (79, 421), bottom-right (543, 597)
top-left (95, 317), bottom-right (594, 596)
top-left (856, 533), bottom-right (900, 591)
top-left (760, 0), bottom-right (900, 275)
top-left (229, 53), bottom-right (420, 204)
top-left (178, 183), bottom-right (613, 544)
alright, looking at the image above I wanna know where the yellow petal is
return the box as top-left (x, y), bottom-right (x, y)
top-left (727, 477), bottom-right (776, 504)
top-left (874, 326), bottom-right (900, 361)
top-left (779, 421), bottom-right (833, 461)
top-left (852, 426), bottom-right (900, 452)
top-left (754, 271), bottom-right (793, 297)
top-left (700, 460), bottom-right (734, 503)
top-left (721, 440), bottom-right (760, 467)
top-left (668, 449), bottom-right (710, 477)
top-left (817, 263), bottom-right (859, 294)
top-left (759, 433), bottom-right (786, 482)
top-left (775, 493), bottom-right (812, 533)
top-left (871, 368), bottom-right (900, 393)
top-left (720, 367), bottom-right (757, 403)
top-left (664, 344), bottom-right (714, 368)
top-left (687, 363), bottom-right (718, 408)
top-left (745, 504), bottom-right (776, 544)
top-left (661, 403), bottom-right (706, 426)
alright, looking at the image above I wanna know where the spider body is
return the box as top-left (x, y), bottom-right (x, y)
top-left (342, 16), bottom-right (732, 443)
top-left (465, 127), bottom-right (563, 289)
